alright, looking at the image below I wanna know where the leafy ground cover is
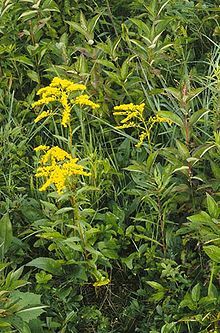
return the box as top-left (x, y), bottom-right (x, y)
top-left (0, 0), bottom-right (220, 332)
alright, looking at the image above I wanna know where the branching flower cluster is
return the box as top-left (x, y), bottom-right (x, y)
top-left (113, 103), bottom-right (172, 147)
top-left (32, 77), bottom-right (99, 127)
top-left (34, 145), bottom-right (90, 194)
top-left (32, 77), bottom-right (98, 193)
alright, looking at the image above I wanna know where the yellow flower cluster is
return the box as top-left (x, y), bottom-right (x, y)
top-left (113, 103), bottom-right (172, 147)
top-left (113, 103), bottom-right (145, 113)
top-left (34, 111), bottom-right (52, 123)
top-left (35, 146), bottom-right (90, 193)
top-left (32, 77), bottom-right (99, 127)
top-left (73, 95), bottom-right (100, 109)
top-left (148, 114), bottom-right (173, 126)
top-left (34, 145), bottom-right (50, 152)
top-left (113, 103), bottom-right (145, 130)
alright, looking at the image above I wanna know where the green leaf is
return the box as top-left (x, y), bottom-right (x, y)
top-left (186, 88), bottom-right (204, 102)
top-left (17, 306), bottom-right (47, 323)
top-left (95, 59), bottom-right (116, 70)
top-left (146, 151), bottom-right (159, 172)
top-left (179, 293), bottom-right (196, 310)
top-left (166, 87), bottom-right (181, 101)
top-left (161, 322), bottom-right (176, 333)
top-left (87, 14), bottom-right (101, 33)
top-left (27, 70), bottom-right (40, 83)
top-left (206, 193), bottom-right (219, 219)
top-left (0, 213), bottom-right (13, 256)
top-left (203, 245), bottom-right (220, 263)
top-left (122, 253), bottom-right (136, 269)
top-left (130, 18), bottom-right (150, 36)
top-left (66, 21), bottom-right (93, 40)
top-left (55, 207), bottom-right (74, 215)
top-left (157, 111), bottom-right (183, 128)
top-left (26, 257), bottom-right (63, 275)
top-left (189, 109), bottom-right (209, 126)
top-left (191, 283), bottom-right (200, 302)
top-left (147, 281), bottom-right (165, 291)
top-left (175, 139), bottom-right (190, 160)
top-left (210, 161), bottom-right (220, 180)
top-left (10, 56), bottom-right (33, 67)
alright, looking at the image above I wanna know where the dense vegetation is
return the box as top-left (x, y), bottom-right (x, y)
top-left (0, 0), bottom-right (220, 332)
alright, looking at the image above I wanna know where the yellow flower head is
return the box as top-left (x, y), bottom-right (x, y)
top-left (113, 103), bottom-right (145, 114)
top-left (113, 102), bottom-right (172, 148)
top-left (34, 111), bottom-right (52, 123)
top-left (34, 145), bottom-right (50, 152)
top-left (35, 146), bottom-right (90, 194)
top-left (73, 94), bottom-right (100, 109)
top-left (32, 77), bottom-right (98, 127)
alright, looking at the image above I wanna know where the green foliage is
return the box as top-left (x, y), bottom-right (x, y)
top-left (0, 0), bottom-right (220, 332)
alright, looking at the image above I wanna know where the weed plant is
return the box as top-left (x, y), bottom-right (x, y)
top-left (0, 0), bottom-right (220, 332)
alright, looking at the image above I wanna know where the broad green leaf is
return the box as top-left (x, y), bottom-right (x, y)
top-left (10, 56), bottom-right (33, 66)
top-left (122, 253), bottom-right (136, 269)
top-left (191, 283), bottom-right (200, 302)
top-left (55, 207), bottom-right (74, 215)
top-left (147, 281), bottom-right (165, 291)
top-left (161, 322), bottom-right (176, 333)
top-left (206, 193), bottom-right (219, 219)
top-left (175, 139), bottom-right (190, 159)
top-left (26, 257), bottom-right (63, 275)
top-left (203, 245), bottom-right (220, 263)
top-left (157, 111), bottom-right (183, 128)
top-left (130, 18), bottom-right (150, 36)
top-left (189, 109), bottom-right (209, 126)
top-left (95, 59), bottom-right (116, 70)
top-left (165, 87), bottom-right (181, 101)
top-left (27, 70), bottom-right (40, 83)
top-left (0, 213), bottom-right (13, 255)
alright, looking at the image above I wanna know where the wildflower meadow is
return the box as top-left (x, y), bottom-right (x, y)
top-left (0, 0), bottom-right (220, 332)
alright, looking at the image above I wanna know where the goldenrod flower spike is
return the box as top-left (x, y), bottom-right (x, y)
top-left (113, 102), bottom-right (172, 148)
top-left (34, 111), bottom-right (52, 123)
top-left (34, 145), bottom-right (50, 152)
top-left (32, 77), bottom-right (98, 127)
top-left (35, 146), bottom-right (90, 194)
top-left (73, 95), bottom-right (100, 109)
